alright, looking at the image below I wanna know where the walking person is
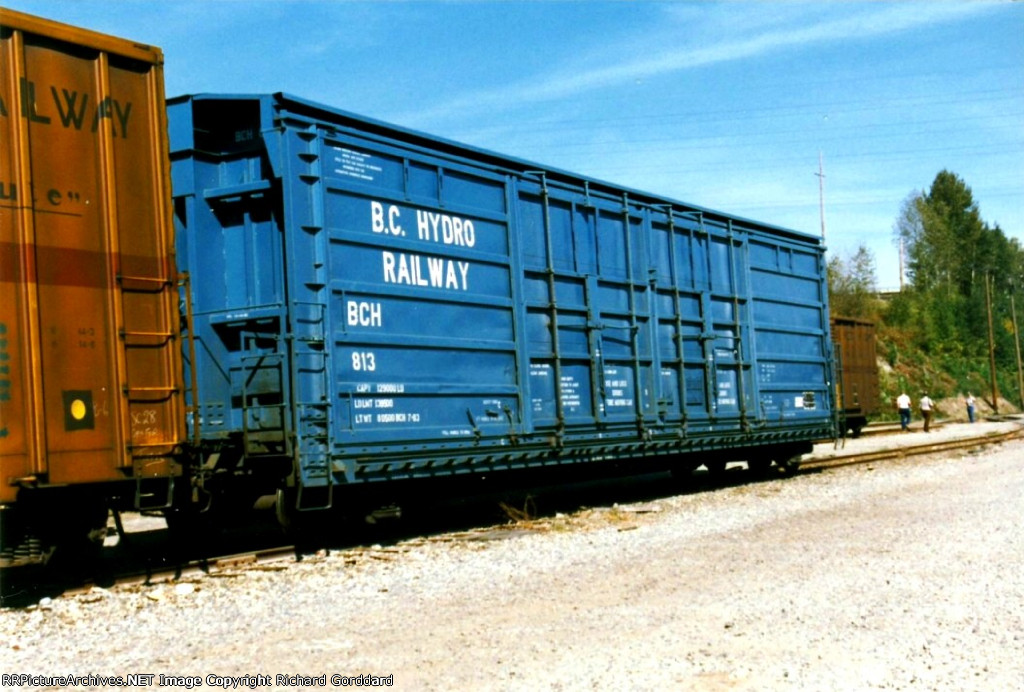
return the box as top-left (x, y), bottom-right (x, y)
top-left (966, 393), bottom-right (976, 423)
top-left (919, 393), bottom-right (934, 432)
top-left (897, 391), bottom-right (912, 431)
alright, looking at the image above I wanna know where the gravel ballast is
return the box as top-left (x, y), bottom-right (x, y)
top-left (2, 426), bottom-right (1022, 691)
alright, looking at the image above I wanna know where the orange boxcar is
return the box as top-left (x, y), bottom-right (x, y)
top-left (0, 9), bottom-right (183, 515)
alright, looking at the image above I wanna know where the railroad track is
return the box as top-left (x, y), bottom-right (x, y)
top-left (7, 424), bottom-right (1022, 607)
top-left (844, 414), bottom-right (1022, 440)
top-left (803, 425), bottom-right (1023, 472)
top-left (855, 422), bottom-right (945, 437)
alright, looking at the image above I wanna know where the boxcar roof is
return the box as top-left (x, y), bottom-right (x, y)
top-left (171, 91), bottom-right (824, 248)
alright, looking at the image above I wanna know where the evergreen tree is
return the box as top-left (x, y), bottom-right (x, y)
top-left (889, 170), bottom-right (1024, 371)
top-left (827, 245), bottom-right (878, 319)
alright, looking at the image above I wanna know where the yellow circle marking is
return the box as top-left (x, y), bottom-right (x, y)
top-left (70, 399), bottom-right (88, 421)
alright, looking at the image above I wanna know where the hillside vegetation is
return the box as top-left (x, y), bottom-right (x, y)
top-left (829, 170), bottom-right (1024, 423)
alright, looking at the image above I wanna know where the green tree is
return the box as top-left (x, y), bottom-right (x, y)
top-left (827, 244), bottom-right (878, 319)
top-left (888, 170), bottom-right (1024, 388)
top-left (927, 171), bottom-right (987, 294)
top-left (897, 171), bottom-right (988, 299)
top-left (893, 171), bottom-right (1001, 356)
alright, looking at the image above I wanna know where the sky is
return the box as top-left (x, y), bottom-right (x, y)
top-left (6, 1), bottom-right (1023, 290)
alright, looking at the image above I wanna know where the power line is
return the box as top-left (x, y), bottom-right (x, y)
top-left (491, 87), bottom-right (1023, 136)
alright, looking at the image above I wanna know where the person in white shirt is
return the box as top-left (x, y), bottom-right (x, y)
top-left (919, 393), bottom-right (934, 432)
top-left (897, 392), bottom-right (912, 431)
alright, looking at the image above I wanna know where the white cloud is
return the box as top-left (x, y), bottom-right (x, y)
top-left (398, 2), bottom-right (996, 127)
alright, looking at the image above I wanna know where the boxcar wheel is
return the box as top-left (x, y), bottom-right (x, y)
top-left (669, 461), bottom-right (699, 483)
top-left (275, 488), bottom-right (295, 530)
top-left (777, 454), bottom-right (802, 475)
top-left (747, 457), bottom-right (773, 478)
top-left (41, 504), bottom-right (108, 576)
top-left (704, 460), bottom-right (727, 476)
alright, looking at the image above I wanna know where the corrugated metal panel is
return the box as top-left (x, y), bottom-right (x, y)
top-left (170, 93), bottom-right (835, 494)
top-left (831, 316), bottom-right (880, 421)
top-left (0, 9), bottom-right (183, 502)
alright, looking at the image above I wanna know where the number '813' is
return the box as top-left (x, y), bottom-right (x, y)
top-left (351, 352), bottom-right (376, 371)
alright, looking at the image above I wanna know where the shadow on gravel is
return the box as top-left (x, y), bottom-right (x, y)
top-left (296, 461), bottom-right (788, 556)
top-left (1, 462), bottom-right (786, 608)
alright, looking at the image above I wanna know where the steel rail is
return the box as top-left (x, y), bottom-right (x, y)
top-left (802, 426), bottom-right (1024, 473)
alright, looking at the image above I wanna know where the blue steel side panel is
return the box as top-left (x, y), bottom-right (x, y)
top-left (314, 141), bottom-right (520, 446)
top-left (170, 93), bottom-right (835, 491)
top-left (169, 96), bottom-right (290, 450)
top-left (749, 239), bottom-right (832, 421)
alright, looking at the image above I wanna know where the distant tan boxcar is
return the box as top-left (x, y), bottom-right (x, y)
top-left (0, 8), bottom-right (183, 526)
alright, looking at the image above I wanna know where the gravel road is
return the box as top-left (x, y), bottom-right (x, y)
top-left (2, 428), bottom-right (1022, 691)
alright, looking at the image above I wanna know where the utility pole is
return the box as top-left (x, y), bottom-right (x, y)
top-left (1012, 292), bottom-right (1024, 410)
top-left (899, 238), bottom-right (905, 291)
top-left (816, 151), bottom-right (827, 241)
top-left (986, 274), bottom-right (1000, 413)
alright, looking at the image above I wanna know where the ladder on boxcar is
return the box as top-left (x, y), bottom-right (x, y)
top-left (116, 269), bottom-right (181, 510)
top-left (288, 300), bottom-right (332, 511)
top-left (233, 300), bottom-right (332, 510)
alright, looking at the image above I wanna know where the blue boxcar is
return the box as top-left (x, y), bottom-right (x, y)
top-left (168, 93), bottom-right (836, 511)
